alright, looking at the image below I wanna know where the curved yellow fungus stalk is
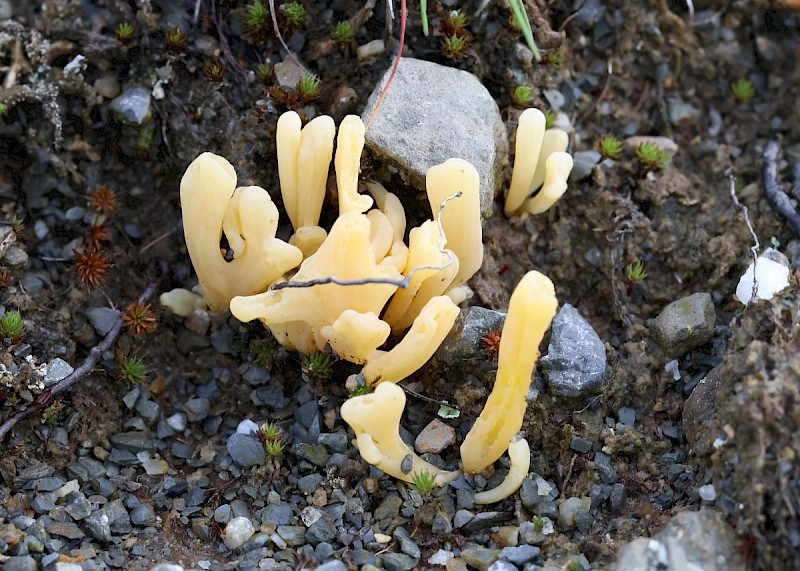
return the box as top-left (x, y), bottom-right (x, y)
top-left (426, 158), bottom-right (483, 287)
top-left (277, 111), bottom-right (336, 232)
top-left (506, 108), bottom-right (546, 216)
top-left (363, 295), bottom-right (460, 384)
top-left (460, 271), bottom-right (557, 474)
top-left (336, 115), bottom-right (373, 215)
top-left (341, 382), bottom-right (460, 486)
top-left (523, 152), bottom-right (574, 215)
top-left (180, 153), bottom-right (303, 311)
top-left (382, 220), bottom-right (458, 331)
top-left (505, 109), bottom-right (572, 217)
top-left (473, 436), bottom-right (531, 504)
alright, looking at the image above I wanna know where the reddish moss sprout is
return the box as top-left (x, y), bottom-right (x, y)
top-left (121, 300), bottom-right (158, 335)
top-left (74, 249), bottom-right (111, 287)
top-left (482, 329), bottom-right (502, 359)
top-left (90, 186), bottom-right (118, 215)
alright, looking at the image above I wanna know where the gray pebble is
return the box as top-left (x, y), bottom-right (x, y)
top-left (110, 86), bottom-right (151, 124)
top-left (85, 307), bottom-right (120, 336)
top-left (453, 509), bottom-right (474, 528)
top-left (30, 493), bottom-right (56, 514)
top-left (243, 365), bottom-right (270, 385)
top-left (227, 433), bottom-right (265, 467)
top-left (130, 504), bottom-right (156, 526)
top-left (315, 542), bottom-right (335, 561)
top-left (570, 436), bottom-right (593, 454)
top-left (618, 407), bottom-right (636, 426)
top-left (278, 525), bottom-right (306, 546)
top-left (291, 443), bottom-right (330, 467)
top-left (609, 483), bottom-right (627, 513)
top-left (214, 504), bottom-right (233, 523)
top-left (297, 474), bottom-right (324, 494)
top-left (500, 544), bottom-right (540, 565)
top-left (487, 560), bottom-right (517, 571)
top-left (3, 556), bottom-right (37, 571)
top-left (594, 452), bottom-right (617, 484)
top-left (570, 151), bottom-right (602, 181)
top-left (182, 398), bottom-right (210, 422)
top-left (393, 527), bottom-right (421, 558)
top-left (65, 494), bottom-right (93, 520)
top-left (84, 511), bottom-right (111, 543)
top-left (317, 431), bottom-right (348, 453)
top-left (541, 304), bottom-right (607, 397)
top-left (315, 561), bottom-right (346, 571)
top-left (305, 517), bottom-right (337, 545)
top-left (150, 565), bottom-right (186, 571)
top-left (136, 399), bottom-right (160, 424)
top-left (649, 293), bottom-right (715, 358)
top-left (26, 476), bottom-right (64, 492)
top-left (43, 358), bottom-right (73, 387)
top-left (261, 503), bottom-right (292, 526)
top-left (379, 552), bottom-right (418, 571)
top-left (109, 432), bottom-right (153, 453)
top-left (167, 413), bottom-right (187, 432)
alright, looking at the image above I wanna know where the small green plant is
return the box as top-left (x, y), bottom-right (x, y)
top-left (165, 28), bottom-right (187, 52)
top-left (282, 1), bottom-right (306, 29)
top-left (542, 50), bottom-right (564, 68)
top-left (265, 438), bottom-right (286, 456)
top-left (532, 514), bottom-right (546, 531)
top-left (565, 561), bottom-right (581, 571)
top-left (245, 0), bottom-right (270, 30)
top-left (0, 310), bottom-right (24, 339)
top-left (348, 384), bottom-right (374, 398)
top-left (115, 22), bottom-right (135, 43)
top-left (255, 63), bottom-right (275, 84)
top-left (331, 21), bottom-right (356, 44)
top-left (135, 124), bottom-right (155, 160)
top-left (301, 351), bottom-right (335, 380)
top-left (625, 260), bottom-right (648, 283)
top-left (543, 108), bottom-right (556, 129)
top-left (635, 142), bottom-right (670, 174)
top-left (0, 102), bottom-right (7, 115)
top-left (118, 356), bottom-right (148, 384)
top-left (442, 34), bottom-right (468, 61)
top-left (441, 10), bottom-right (468, 36)
top-left (624, 260), bottom-right (647, 296)
top-left (511, 85), bottom-right (534, 108)
top-left (296, 73), bottom-right (321, 102)
top-left (203, 60), bottom-right (225, 84)
top-left (597, 135), bottom-right (623, 160)
top-left (410, 470), bottom-right (437, 496)
top-left (258, 421), bottom-right (286, 458)
top-left (731, 78), bottom-right (755, 104)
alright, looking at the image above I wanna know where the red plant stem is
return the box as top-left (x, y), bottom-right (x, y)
top-left (366, 0), bottom-right (406, 130)
top-left (0, 281), bottom-right (158, 444)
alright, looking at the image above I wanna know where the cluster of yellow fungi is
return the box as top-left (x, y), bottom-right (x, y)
top-left (167, 107), bottom-right (571, 503)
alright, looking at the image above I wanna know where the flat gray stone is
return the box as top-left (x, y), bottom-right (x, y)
top-left (570, 150), bottom-right (601, 181)
top-left (541, 304), bottom-right (607, 396)
top-left (43, 358), bottom-right (73, 387)
top-left (85, 307), bottom-right (120, 336)
top-left (110, 86), bottom-right (151, 124)
top-left (362, 58), bottom-right (508, 217)
top-left (226, 433), bottom-right (265, 467)
top-left (614, 509), bottom-right (746, 571)
top-left (650, 292), bottom-right (715, 358)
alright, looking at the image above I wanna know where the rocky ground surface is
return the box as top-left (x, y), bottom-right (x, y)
top-left (1, 0), bottom-right (799, 570)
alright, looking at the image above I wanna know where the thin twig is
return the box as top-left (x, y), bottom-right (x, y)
top-left (0, 281), bottom-right (158, 443)
top-left (272, 191), bottom-right (461, 292)
top-left (727, 170), bottom-right (759, 303)
top-left (366, 0), bottom-right (406, 130)
top-left (763, 140), bottom-right (800, 238)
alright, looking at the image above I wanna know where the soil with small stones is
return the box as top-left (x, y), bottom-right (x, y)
top-left (1, 1), bottom-right (799, 570)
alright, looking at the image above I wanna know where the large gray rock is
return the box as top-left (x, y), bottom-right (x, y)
top-left (362, 59), bottom-right (508, 217)
top-left (650, 292), bottom-right (715, 358)
top-left (682, 366), bottom-right (721, 456)
top-left (540, 304), bottom-right (607, 396)
top-left (614, 509), bottom-right (747, 571)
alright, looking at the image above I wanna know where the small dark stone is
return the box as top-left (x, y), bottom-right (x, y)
top-left (374, 493), bottom-right (402, 521)
top-left (109, 432), bottom-right (153, 453)
top-left (392, 527), bottom-right (421, 558)
top-left (379, 552), bottom-right (418, 571)
top-left (3, 555), bottom-right (37, 571)
top-left (594, 452), bottom-right (617, 484)
top-left (227, 433), bottom-right (265, 467)
top-left (570, 436), bottom-right (593, 453)
top-left (305, 517), bottom-right (337, 545)
top-left (462, 511), bottom-right (513, 533)
top-left (130, 504), bottom-right (156, 526)
top-left (297, 474), bottom-right (324, 494)
top-left (500, 544), bottom-right (540, 566)
top-left (291, 443), bottom-right (330, 467)
top-left (609, 483), bottom-right (628, 514)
